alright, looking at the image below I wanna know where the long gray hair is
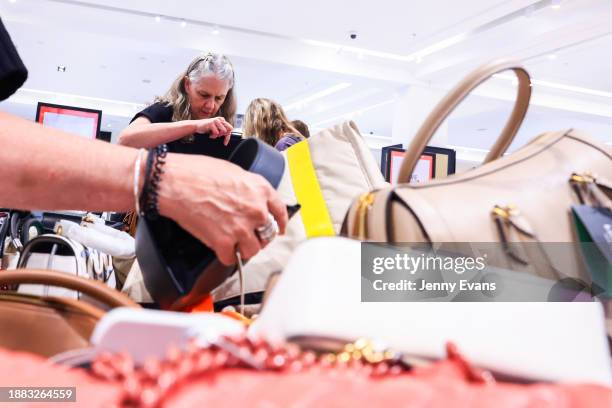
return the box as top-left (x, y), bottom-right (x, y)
top-left (156, 53), bottom-right (237, 124)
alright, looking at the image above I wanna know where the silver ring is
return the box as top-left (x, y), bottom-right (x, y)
top-left (255, 213), bottom-right (278, 243)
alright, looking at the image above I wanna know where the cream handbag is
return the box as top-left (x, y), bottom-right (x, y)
top-left (122, 121), bottom-right (387, 307)
top-left (342, 59), bottom-right (612, 283)
top-left (213, 121), bottom-right (388, 308)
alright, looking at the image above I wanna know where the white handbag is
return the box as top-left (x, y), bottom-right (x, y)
top-left (250, 237), bottom-right (612, 385)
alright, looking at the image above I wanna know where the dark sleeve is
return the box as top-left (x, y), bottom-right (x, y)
top-left (274, 135), bottom-right (301, 152)
top-left (0, 18), bottom-right (28, 101)
top-left (131, 102), bottom-right (174, 124)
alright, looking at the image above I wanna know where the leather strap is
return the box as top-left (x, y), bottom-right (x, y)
top-left (0, 269), bottom-right (138, 308)
top-left (398, 59), bottom-right (531, 184)
top-left (287, 140), bottom-right (335, 238)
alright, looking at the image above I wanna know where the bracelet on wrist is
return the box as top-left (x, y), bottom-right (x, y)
top-left (139, 144), bottom-right (168, 220)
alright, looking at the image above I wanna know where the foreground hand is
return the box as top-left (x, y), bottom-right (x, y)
top-left (193, 117), bottom-right (233, 145)
top-left (158, 153), bottom-right (288, 265)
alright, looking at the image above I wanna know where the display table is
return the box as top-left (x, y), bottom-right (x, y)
top-left (1, 348), bottom-right (610, 407)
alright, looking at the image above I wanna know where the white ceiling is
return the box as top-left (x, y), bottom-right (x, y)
top-left (0, 0), bottom-right (610, 153)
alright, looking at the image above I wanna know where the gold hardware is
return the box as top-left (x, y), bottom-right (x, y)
top-left (492, 204), bottom-right (519, 219)
top-left (570, 172), bottom-right (596, 184)
top-left (354, 193), bottom-right (375, 240)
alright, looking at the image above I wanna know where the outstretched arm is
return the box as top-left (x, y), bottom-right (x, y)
top-left (0, 111), bottom-right (136, 212)
top-left (0, 111), bottom-right (286, 264)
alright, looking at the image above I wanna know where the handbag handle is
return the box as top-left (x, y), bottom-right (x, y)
top-left (0, 269), bottom-right (139, 308)
top-left (397, 59), bottom-right (531, 184)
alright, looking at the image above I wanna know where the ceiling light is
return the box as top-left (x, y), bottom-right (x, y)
top-left (551, 0), bottom-right (561, 9)
top-left (313, 99), bottom-right (395, 127)
top-left (284, 83), bottom-right (352, 112)
top-left (211, 27), bottom-right (220, 35)
top-left (57, 65), bottom-right (66, 72)
top-left (20, 88), bottom-right (146, 110)
top-left (493, 74), bottom-right (612, 98)
top-left (180, 20), bottom-right (187, 28)
top-left (154, 15), bottom-right (161, 23)
top-left (547, 54), bottom-right (557, 60)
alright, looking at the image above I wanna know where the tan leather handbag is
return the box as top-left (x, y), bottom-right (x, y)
top-left (0, 269), bottom-right (139, 357)
top-left (342, 59), bottom-right (612, 282)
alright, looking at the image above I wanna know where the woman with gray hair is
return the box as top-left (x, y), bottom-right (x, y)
top-left (119, 53), bottom-right (237, 154)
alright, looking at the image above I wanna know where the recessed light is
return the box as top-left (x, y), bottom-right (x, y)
top-left (180, 20), bottom-right (187, 28)
top-left (57, 65), bottom-right (66, 72)
top-left (284, 83), bottom-right (351, 112)
top-left (211, 28), bottom-right (220, 35)
top-left (154, 15), bottom-right (161, 23)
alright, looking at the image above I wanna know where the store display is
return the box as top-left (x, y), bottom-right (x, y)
top-left (342, 60), bottom-right (612, 281)
top-left (0, 269), bottom-right (138, 357)
top-left (2, 1), bottom-right (612, 404)
top-left (16, 234), bottom-right (115, 297)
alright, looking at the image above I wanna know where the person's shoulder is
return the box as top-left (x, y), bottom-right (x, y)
top-left (131, 101), bottom-right (173, 124)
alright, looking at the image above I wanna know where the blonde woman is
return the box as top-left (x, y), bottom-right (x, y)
top-left (243, 98), bottom-right (304, 152)
top-left (119, 53), bottom-right (237, 154)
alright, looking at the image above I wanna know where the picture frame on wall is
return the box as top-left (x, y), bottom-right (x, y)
top-left (35, 102), bottom-right (102, 140)
top-left (386, 148), bottom-right (436, 185)
top-left (381, 145), bottom-right (456, 185)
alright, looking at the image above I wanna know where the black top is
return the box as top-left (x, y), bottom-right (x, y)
top-left (0, 18), bottom-right (28, 101)
top-left (131, 102), bottom-right (241, 160)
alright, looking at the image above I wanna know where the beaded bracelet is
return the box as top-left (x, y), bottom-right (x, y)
top-left (139, 144), bottom-right (169, 220)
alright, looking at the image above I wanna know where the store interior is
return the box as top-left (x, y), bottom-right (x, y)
top-left (0, 1), bottom-right (612, 406)
top-left (1, 0), bottom-right (611, 170)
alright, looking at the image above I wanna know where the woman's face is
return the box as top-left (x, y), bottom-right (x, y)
top-left (185, 74), bottom-right (231, 120)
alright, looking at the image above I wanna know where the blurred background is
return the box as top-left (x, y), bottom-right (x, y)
top-left (1, 0), bottom-right (610, 171)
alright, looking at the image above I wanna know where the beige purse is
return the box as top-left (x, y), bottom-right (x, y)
top-left (342, 59), bottom-right (612, 282)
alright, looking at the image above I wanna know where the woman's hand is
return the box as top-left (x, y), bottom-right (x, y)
top-left (193, 117), bottom-right (233, 145)
top-left (158, 153), bottom-right (288, 265)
